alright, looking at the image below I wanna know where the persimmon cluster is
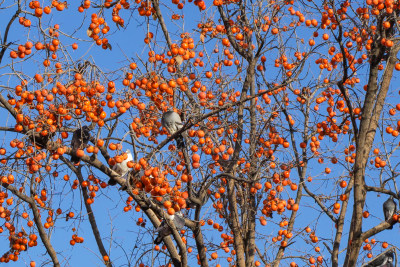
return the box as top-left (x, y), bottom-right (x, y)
top-left (70, 234), bottom-right (84, 246)
top-left (68, 174), bottom-right (105, 205)
top-left (9, 76), bottom-right (109, 138)
top-left (137, 1), bottom-right (155, 17)
top-left (0, 191), bottom-right (40, 263)
top-left (87, 14), bottom-right (111, 49)
top-left (0, 232), bottom-right (29, 263)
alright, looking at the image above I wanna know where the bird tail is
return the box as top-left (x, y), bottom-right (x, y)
top-left (108, 178), bottom-right (117, 186)
top-left (71, 155), bottom-right (80, 164)
top-left (389, 225), bottom-right (393, 229)
top-left (176, 135), bottom-right (185, 150)
top-left (154, 235), bottom-right (163, 244)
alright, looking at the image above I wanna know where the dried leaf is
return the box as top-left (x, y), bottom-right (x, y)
top-left (200, 33), bottom-right (205, 43)
top-left (87, 28), bottom-right (93, 37)
top-left (175, 55), bottom-right (183, 66)
top-left (107, 43), bottom-right (112, 51)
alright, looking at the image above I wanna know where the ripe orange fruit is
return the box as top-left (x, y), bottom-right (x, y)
top-left (76, 149), bottom-right (85, 158)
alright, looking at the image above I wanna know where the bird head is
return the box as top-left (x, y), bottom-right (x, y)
top-left (175, 211), bottom-right (183, 217)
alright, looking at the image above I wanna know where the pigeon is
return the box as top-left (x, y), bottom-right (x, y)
top-left (70, 126), bottom-right (90, 164)
top-left (154, 211), bottom-right (185, 244)
top-left (109, 149), bottom-right (132, 186)
top-left (161, 111), bottom-right (185, 149)
top-left (383, 196), bottom-right (396, 229)
top-left (365, 250), bottom-right (394, 267)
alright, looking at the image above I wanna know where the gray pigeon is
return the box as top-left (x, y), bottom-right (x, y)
top-left (70, 126), bottom-right (90, 164)
top-left (365, 251), bottom-right (394, 267)
top-left (154, 211), bottom-right (185, 244)
top-left (108, 149), bottom-right (132, 186)
top-left (383, 197), bottom-right (396, 229)
top-left (161, 111), bottom-right (185, 149)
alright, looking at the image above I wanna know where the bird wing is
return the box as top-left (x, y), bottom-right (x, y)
top-left (112, 163), bottom-right (123, 175)
top-left (175, 121), bottom-right (184, 132)
top-left (81, 126), bottom-right (90, 145)
top-left (170, 112), bottom-right (183, 132)
top-left (169, 112), bottom-right (182, 123)
top-left (71, 129), bottom-right (81, 150)
top-left (173, 213), bottom-right (185, 230)
top-left (161, 115), bottom-right (166, 129)
top-left (72, 127), bottom-right (91, 149)
top-left (371, 256), bottom-right (386, 266)
top-left (156, 222), bottom-right (172, 236)
top-left (120, 150), bottom-right (133, 177)
top-left (155, 220), bottom-right (167, 233)
top-left (383, 199), bottom-right (396, 220)
top-left (162, 111), bottom-right (183, 135)
top-left (376, 256), bottom-right (388, 267)
top-left (154, 225), bottom-right (172, 244)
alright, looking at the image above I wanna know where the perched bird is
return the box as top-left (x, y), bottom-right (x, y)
top-left (109, 149), bottom-right (132, 186)
top-left (70, 126), bottom-right (90, 164)
top-left (365, 250), bottom-right (394, 267)
top-left (383, 196), bottom-right (396, 229)
top-left (154, 212), bottom-right (185, 244)
top-left (161, 111), bottom-right (185, 149)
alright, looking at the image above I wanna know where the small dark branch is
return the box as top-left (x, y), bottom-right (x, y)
top-left (92, 0), bottom-right (118, 8)
top-left (331, 4), bottom-right (359, 138)
top-left (256, 245), bottom-right (268, 265)
top-left (337, 82), bottom-right (359, 138)
top-left (216, 6), bottom-right (248, 59)
top-left (129, 124), bottom-right (138, 161)
top-left (0, 94), bottom-right (18, 119)
top-left (3, 183), bottom-right (32, 203)
top-left (0, 127), bottom-right (16, 132)
top-left (0, 3), bottom-right (21, 64)
top-left (323, 242), bottom-right (333, 255)
top-left (151, 0), bottom-right (172, 49)
top-left (182, 148), bottom-right (202, 206)
top-left (104, 119), bottom-right (119, 148)
top-left (61, 157), bottom-right (112, 267)
top-left (303, 183), bottom-right (338, 223)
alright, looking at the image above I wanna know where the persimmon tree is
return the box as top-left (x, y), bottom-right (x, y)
top-left (1, 0), bottom-right (400, 266)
